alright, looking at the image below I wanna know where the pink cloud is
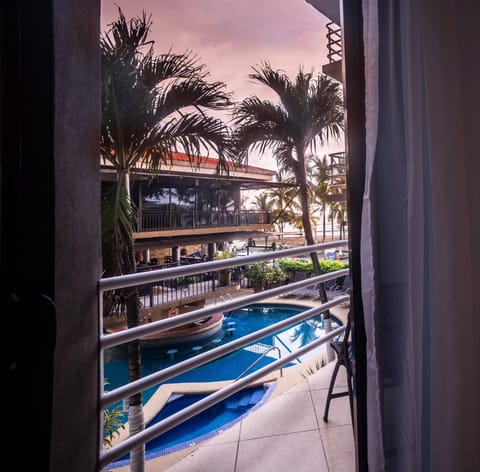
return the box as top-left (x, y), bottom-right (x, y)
top-left (101, 0), bottom-right (330, 100)
top-left (101, 1), bottom-right (341, 168)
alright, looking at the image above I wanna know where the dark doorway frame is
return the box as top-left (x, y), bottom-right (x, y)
top-left (341, 1), bottom-right (368, 470)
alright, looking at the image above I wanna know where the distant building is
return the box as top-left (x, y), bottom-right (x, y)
top-left (101, 152), bottom-right (281, 264)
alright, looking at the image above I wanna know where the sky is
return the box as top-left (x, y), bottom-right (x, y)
top-left (100, 0), bottom-right (344, 169)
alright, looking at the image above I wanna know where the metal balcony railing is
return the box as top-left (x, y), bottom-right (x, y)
top-left (326, 21), bottom-right (342, 63)
top-left (136, 209), bottom-right (270, 232)
top-left (133, 266), bottom-right (244, 311)
top-left (98, 241), bottom-right (350, 470)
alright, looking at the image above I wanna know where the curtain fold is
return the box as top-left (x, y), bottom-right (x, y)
top-left (361, 0), bottom-right (480, 470)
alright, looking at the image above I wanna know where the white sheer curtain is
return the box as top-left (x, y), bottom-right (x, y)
top-left (360, 1), bottom-right (480, 470)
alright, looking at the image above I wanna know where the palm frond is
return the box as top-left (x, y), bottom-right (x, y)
top-left (249, 61), bottom-right (290, 101)
top-left (101, 7), bottom-right (234, 178)
top-left (156, 77), bottom-right (232, 121)
top-left (138, 112), bottom-right (233, 170)
top-left (232, 62), bottom-right (344, 265)
top-left (101, 182), bottom-right (136, 277)
top-left (233, 96), bottom-right (288, 127)
top-left (140, 49), bottom-right (205, 88)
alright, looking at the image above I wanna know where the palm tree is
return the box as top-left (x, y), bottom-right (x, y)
top-left (251, 192), bottom-right (274, 213)
top-left (268, 170), bottom-right (300, 243)
top-left (233, 62), bottom-right (343, 332)
top-left (100, 8), bottom-right (233, 470)
top-left (233, 62), bottom-right (343, 258)
top-left (309, 155), bottom-right (331, 242)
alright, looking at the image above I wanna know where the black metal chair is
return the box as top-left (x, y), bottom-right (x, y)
top-left (323, 310), bottom-right (354, 424)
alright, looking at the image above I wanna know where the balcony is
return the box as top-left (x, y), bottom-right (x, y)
top-left (322, 22), bottom-right (343, 82)
top-left (326, 151), bottom-right (347, 204)
top-left (99, 242), bottom-right (354, 471)
top-left (134, 209), bottom-right (272, 239)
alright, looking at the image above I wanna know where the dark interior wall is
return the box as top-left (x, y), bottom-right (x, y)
top-left (1, 1), bottom-right (102, 471)
top-left (1, 1), bottom-right (57, 467)
top-left (341, 1), bottom-right (368, 470)
top-left (50, 0), bottom-right (102, 470)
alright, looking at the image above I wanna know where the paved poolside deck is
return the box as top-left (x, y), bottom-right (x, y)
top-left (140, 297), bottom-right (355, 472)
top-left (149, 360), bottom-right (355, 472)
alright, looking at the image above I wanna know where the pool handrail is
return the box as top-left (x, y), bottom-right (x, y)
top-left (234, 345), bottom-right (284, 380)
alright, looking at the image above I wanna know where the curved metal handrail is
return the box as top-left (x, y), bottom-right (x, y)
top-left (234, 345), bottom-right (283, 380)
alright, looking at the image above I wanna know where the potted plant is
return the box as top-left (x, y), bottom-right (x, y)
top-left (215, 250), bottom-right (235, 286)
top-left (247, 262), bottom-right (286, 292)
top-left (263, 264), bottom-right (287, 290)
top-left (246, 263), bottom-right (265, 292)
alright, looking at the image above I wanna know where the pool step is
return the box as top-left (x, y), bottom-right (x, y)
top-left (226, 389), bottom-right (265, 411)
top-left (249, 388), bottom-right (265, 405)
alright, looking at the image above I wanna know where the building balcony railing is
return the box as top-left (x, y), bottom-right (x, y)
top-left (323, 22), bottom-right (343, 82)
top-left (326, 21), bottom-right (342, 63)
top-left (98, 241), bottom-right (350, 470)
top-left (134, 266), bottom-right (246, 311)
top-left (135, 209), bottom-right (271, 232)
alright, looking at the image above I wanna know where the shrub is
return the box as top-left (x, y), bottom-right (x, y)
top-left (214, 251), bottom-right (235, 286)
top-left (263, 264), bottom-right (287, 289)
top-left (318, 259), bottom-right (349, 273)
top-left (246, 263), bottom-right (265, 290)
top-left (214, 250), bottom-right (235, 260)
top-left (278, 258), bottom-right (348, 278)
top-left (278, 259), bottom-right (312, 276)
top-left (247, 262), bottom-right (287, 291)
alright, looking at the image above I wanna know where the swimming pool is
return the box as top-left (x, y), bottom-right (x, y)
top-left (103, 303), bottom-right (341, 466)
top-left (108, 383), bottom-right (274, 468)
top-left (104, 303), bottom-right (341, 401)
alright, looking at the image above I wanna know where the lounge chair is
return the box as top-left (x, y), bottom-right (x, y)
top-left (294, 272), bottom-right (337, 299)
top-left (326, 274), bottom-right (352, 300)
top-left (280, 271), bottom-right (307, 297)
top-left (294, 282), bottom-right (322, 299)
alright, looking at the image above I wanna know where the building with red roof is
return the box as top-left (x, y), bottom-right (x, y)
top-left (101, 151), bottom-right (284, 264)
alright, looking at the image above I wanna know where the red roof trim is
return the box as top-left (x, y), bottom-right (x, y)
top-left (170, 152), bottom-right (275, 176)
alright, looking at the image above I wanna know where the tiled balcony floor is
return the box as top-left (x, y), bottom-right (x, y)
top-left (145, 361), bottom-right (355, 472)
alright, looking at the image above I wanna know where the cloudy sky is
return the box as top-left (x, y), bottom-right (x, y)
top-left (100, 0), bottom-right (344, 168)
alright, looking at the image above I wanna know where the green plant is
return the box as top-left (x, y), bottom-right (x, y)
top-left (103, 405), bottom-right (126, 447)
top-left (215, 251), bottom-right (235, 286)
top-left (103, 380), bottom-right (126, 447)
top-left (278, 258), bottom-right (348, 278)
top-left (246, 263), bottom-right (265, 291)
top-left (263, 264), bottom-right (287, 289)
top-left (318, 259), bottom-right (349, 272)
top-left (247, 262), bottom-right (286, 291)
top-left (278, 258), bottom-right (312, 276)
top-left (301, 358), bottom-right (326, 379)
top-left (214, 250), bottom-right (235, 260)
top-left (186, 275), bottom-right (201, 284)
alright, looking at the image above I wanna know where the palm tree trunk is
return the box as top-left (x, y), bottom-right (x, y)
top-left (331, 209), bottom-right (334, 240)
top-left (322, 202), bottom-right (326, 242)
top-left (297, 155), bottom-right (334, 362)
top-left (122, 171), bottom-right (145, 471)
top-left (126, 285), bottom-right (145, 471)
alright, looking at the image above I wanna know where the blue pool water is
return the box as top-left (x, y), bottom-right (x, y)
top-left (109, 384), bottom-right (274, 468)
top-left (104, 303), bottom-right (341, 400)
top-left (104, 303), bottom-right (341, 465)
